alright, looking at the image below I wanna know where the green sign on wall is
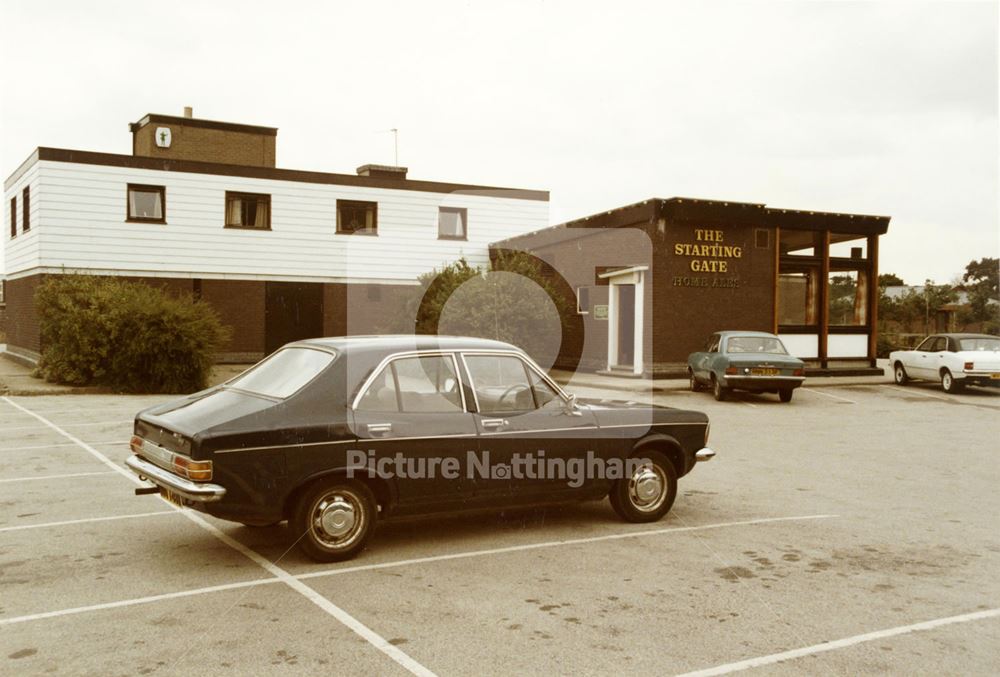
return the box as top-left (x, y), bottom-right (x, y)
top-left (593, 304), bottom-right (609, 320)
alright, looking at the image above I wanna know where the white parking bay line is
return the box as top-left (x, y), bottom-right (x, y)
top-left (675, 607), bottom-right (1000, 676)
top-left (2, 419), bottom-right (133, 433)
top-left (0, 514), bottom-right (838, 625)
top-left (0, 510), bottom-right (177, 533)
top-left (0, 440), bottom-right (130, 453)
top-left (802, 388), bottom-right (856, 404)
top-left (881, 385), bottom-right (951, 401)
top-left (297, 514), bottom-right (839, 582)
top-left (0, 396), bottom-right (436, 677)
top-left (0, 470), bottom-right (119, 483)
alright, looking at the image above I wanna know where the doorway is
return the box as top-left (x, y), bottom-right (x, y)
top-left (616, 284), bottom-right (636, 366)
top-left (265, 282), bottom-right (324, 355)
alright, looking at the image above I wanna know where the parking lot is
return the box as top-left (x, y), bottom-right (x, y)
top-left (2, 381), bottom-right (999, 676)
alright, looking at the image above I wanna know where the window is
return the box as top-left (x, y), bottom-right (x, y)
top-left (727, 336), bottom-right (789, 355)
top-left (22, 187), bottom-right (29, 232)
top-left (227, 347), bottom-right (335, 399)
top-left (576, 287), bottom-right (590, 314)
top-left (778, 270), bottom-right (820, 325)
top-left (356, 355), bottom-right (463, 413)
top-left (225, 191), bottom-right (270, 229)
top-left (9, 197), bottom-right (15, 238)
top-left (464, 354), bottom-right (558, 414)
top-left (438, 207), bottom-right (467, 240)
top-left (959, 337), bottom-right (1000, 352)
top-left (828, 270), bottom-right (868, 326)
top-left (337, 199), bottom-right (377, 235)
top-left (127, 184), bottom-right (166, 223)
top-left (915, 336), bottom-right (937, 352)
top-left (707, 335), bottom-right (721, 353)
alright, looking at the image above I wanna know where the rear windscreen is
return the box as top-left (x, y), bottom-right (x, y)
top-left (227, 347), bottom-right (336, 398)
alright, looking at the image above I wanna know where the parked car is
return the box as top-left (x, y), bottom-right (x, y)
top-left (125, 336), bottom-right (715, 562)
top-left (688, 331), bottom-right (805, 402)
top-left (889, 333), bottom-right (1000, 393)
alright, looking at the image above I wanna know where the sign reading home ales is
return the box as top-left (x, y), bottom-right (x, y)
top-left (671, 228), bottom-right (742, 288)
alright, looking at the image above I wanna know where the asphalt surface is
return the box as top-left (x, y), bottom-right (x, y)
top-left (1, 382), bottom-right (998, 676)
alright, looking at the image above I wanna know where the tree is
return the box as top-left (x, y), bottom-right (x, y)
top-left (402, 252), bottom-right (576, 368)
top-left (962, 257), bottom-right (999, 330)
top-left (879, 273), bottom-right (905, 287)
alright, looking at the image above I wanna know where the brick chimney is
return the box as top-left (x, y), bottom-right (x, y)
top-left (356, 164), bottom-right (408, 180)
top-left (129, 109), bottom-right (277, 167)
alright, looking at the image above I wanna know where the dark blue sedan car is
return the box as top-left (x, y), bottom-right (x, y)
top-left (687, 331), bottom-right (805, 402)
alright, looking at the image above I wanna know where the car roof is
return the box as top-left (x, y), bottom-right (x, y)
top-left (716, 330), bottom-right (780, 338)
top-left (291, 334), bottom-right (519, 356)
top-left (932, 333), bottom-right (1000, 340)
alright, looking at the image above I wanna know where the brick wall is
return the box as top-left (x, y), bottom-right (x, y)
top-left (133, 124), bottom-right (276, 168)
top-left (3, 274), bottom-right (43, 354)
top-left (200, 279), bottom-right (266, 359)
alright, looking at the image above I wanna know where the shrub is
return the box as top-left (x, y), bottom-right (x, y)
top-left (35, 275), bottom-right (230, 393)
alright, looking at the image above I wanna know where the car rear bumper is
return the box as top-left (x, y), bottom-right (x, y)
top-left (125, 454), bottom-right (227, 503)
top-left (721, 375), bottom-right (804, 390)
top-left (960, 373), bottom-right (1000, 388)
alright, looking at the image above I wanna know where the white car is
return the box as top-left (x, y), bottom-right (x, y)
top-left (890, 333), bottom-right (1000, 393)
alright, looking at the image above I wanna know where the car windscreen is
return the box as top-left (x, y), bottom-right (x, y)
top-left (958, 337), bottom-right (1000, 352)
top-left (226, 347), bottom-right (336, 399)
top-left (727, 336), bottom-right (788, 354)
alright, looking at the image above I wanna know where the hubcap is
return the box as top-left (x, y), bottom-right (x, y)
top-left (311, 492), bottom-right (361, 549)
top-left (628, 465), bottom-right (666, 513)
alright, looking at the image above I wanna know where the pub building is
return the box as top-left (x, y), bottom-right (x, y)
top-left (490, 198), bottom-right (890, 377)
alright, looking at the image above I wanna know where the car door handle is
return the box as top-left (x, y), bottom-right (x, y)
top-left (481, 418), bottom-right (508, 429)
top-left (366, 423), bottom-right (392, 435)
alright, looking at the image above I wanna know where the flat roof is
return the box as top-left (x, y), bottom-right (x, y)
top-left (4, 147), bottom-right (549, 200)
top-left (491, 196), bottom-right (889, 248)
top-left (129, 113), bottom-right (278, 136)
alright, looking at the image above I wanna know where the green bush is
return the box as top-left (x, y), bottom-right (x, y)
top-left (35, 275), bottom-right (230, 393)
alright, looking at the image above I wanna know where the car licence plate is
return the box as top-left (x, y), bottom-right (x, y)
top-left (161, 488), bottom-right (185, 508)
top-left (991, 373), bottom-right (1000, 380)
top-left (751, 368), bottom-right (779, 376)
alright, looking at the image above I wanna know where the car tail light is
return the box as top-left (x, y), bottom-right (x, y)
top-left (725, 367), bottom-right (737, 375)
top-left (964, 362), bottom-right (974, 371)
top-left (172, 455), bottom-right (213, 481)
top-left (793, 368), bottom-right (805, 377)
top-left (130, 435), bottom-right (143, 454)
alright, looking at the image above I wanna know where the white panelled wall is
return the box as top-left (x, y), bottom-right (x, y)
top-left (4, 159), bottom-right (549, 283)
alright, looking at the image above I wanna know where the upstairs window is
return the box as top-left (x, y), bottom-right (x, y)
top-left (337, 199), bottom-right (377, 235)
top-left (22, 187), bottom-right (30, 232)
top-left (9, 197), bottom-right (15, 238)
top-left (127, 184), bottom-right (166, 223)
top-left (225, 191), bottom-right (270, 230)
top-left (438, 207), bottom-right (467, 240)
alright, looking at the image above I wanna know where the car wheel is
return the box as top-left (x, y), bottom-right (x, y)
top-left (893, 362), bottom-right (909, 385)
top-left (689, 371), bottom-right (702, 392)
top-left (292, 478), bottom-right (376, 562)
top-left (712, 377), bottom-right (728, 401)
top-left (941, 369), bottom-right (963, 394)
top-left (609, 450), bottom-right (678, 523)
top-left (779, 389), bottom-right (793, 403)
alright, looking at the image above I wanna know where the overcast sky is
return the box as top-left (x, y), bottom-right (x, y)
top-left (1, 0), bottom-right (996, 284)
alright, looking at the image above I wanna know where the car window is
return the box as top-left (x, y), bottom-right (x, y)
top-left (357, 355), bottom-right (463, 413)
top-left (930, 337), bottom-right (947, 352)
top-left (958, 337), bottom-right (1000, 351)
top-left (227, 347), bottom-right (335, 399)
top-left (915, 337), bottom-right (937, 352)
top-left (465, 355), bottom-right (541, 414)
top-left (707, 335), bottom-right (720, 352)
top-left (726, 336), bottom-right (788, 354)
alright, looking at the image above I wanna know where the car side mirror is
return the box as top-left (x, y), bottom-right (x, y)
top-left (563, 393), bottom-right (583, 417)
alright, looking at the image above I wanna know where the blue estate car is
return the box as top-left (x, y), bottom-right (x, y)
top-left (687, 331), bottom-right (806, 403)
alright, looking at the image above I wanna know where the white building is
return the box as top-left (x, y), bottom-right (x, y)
top-left (3, 111), bottom-right (548, 361)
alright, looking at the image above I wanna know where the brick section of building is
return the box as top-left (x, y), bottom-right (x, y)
top-left (131, 114), bottom-right (277, 168)
top-left (3, 274), bottom-right (43, 355)
top-left (200, 279), bottom-right (266, 361)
